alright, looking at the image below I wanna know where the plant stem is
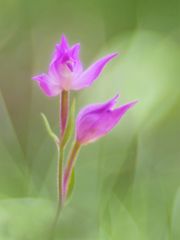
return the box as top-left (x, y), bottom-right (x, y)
top-left (48, 91), bottom-right (70, 239)
top-left (63, 141), bottom-right (81, 200)
top-left (58, 146), bottom-right (64, 204)
top-left (60, 90), bottom-right (69, 140)
top-left (49, 90), bottom-right (73, 239)
top-left (59, 90), bottom-right (69, 203)
top-left (48, 145), bottom-right (63, 240)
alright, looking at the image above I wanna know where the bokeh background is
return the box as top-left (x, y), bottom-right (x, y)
top-left (0, 0), bottom-right (180, 239)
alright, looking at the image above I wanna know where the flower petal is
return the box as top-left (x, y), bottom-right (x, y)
top-left (48, 37), bottom-right (83, 91)
top-left (32, 74), bottom-right (60, 97)
top-left (76, 98), bottom-right (137, 144)
top-left (51, 34), bottom-right (70, 65)
top-left (102, 100), bottom-right (138, 134)
top-left (72, 53), bottom-right (118, 90)
top-left (76, 94), bottom-right (119, 128)
top-left (59, 34), bottom-right (69, 51)
top-left (70, 43), bottom-right (80, 59)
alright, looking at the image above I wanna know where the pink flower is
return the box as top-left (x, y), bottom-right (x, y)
top-left (76, 95), bottom-right (137, 145)
top-left (32, 35), bottom-right (117, 96)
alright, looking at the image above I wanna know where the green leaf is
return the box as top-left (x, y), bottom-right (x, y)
top-left (66, 168), bottom-right (75, 203)
top-left (41, 113), bottom-right (59, 149)
top-left (61, 98), bottom-right (76, 147)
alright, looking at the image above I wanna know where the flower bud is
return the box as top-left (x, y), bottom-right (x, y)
top-left (76, 95), bottom-right (137, 145)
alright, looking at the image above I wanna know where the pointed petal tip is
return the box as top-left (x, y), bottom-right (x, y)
top-left (70, 43), bottom-right (81, 57)
top-left (100, 94), bottom-right (120, 111)
top-left (32, 73), bottom-right (47, 82)
top-left (102, 52), bottom-right (119, 63)
top-left (121, 99), bottom-right (139, 110)
top-left (55, 43), bottom-right (60, 50)
top-left (114, 93), bottom-right (120, 100)
top-left (32, 75), bottom-right (41, 81)
top-left (73, 42), bottom-right (80, 47)
top-left (105, 52), bottom-right (119, 61)
top-left (113, 99), bottom-right (138, 114)
top-left (129, 99), bottom-right (139, 107)
top-left (110, 93), bottom-right (120, 105)
top-left (124, 100), bottom-right (139, 111)
top-left (72, 42), bottom-right (80, 50)
top-left (110, 52), bottom-right (119, 58)
top-left (60, 33), bottom-right (69, 48)
top-left (61, 33), bottom-right (67, 41)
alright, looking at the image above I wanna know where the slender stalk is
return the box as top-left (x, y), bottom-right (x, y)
top-left (48, 92), bottom-right (69, 239)
top-left (63, 141), bottom-right (81, 201)
top-left (58, 90), bottom-right (69, 203)
top-left (60, 90), bottom-right (69, 140)
top-left (58, 147), bottom-right (64, 204)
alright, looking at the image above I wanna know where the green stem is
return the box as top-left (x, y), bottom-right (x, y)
top-left (58, 146), bottom-right (64, 204)
top-left (48, 91), bottom-right (69, 239)
top-left (63, 141), bottom-right (81, 201)
top-left (58, 90), bottom-right (69, 204)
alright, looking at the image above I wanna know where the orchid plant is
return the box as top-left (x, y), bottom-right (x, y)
top-left (33, 34), bottom-right (137, 226)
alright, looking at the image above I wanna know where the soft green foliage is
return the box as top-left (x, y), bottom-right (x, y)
top-left (0, 198), bottom-right (54, 240)
top-left (0, 0), bottom-right (179, 239)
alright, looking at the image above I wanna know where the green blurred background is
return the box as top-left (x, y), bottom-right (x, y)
top-left (0, 0), bottom-right (180, 239)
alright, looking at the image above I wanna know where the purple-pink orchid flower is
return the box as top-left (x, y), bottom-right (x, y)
top-left (75, 95), bottom-right (137, 145)
top-left (32, 35), bottom-right (117, 96)
top-left (63, 95), bottom-right (137, 201)
top-left (32, 34), bottom-right (138, 210)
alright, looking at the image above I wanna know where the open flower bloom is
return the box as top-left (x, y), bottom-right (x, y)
top-left (76, 95), bottom-right (138, 145)
top-left (32, 35), bottom-right (118, 96)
